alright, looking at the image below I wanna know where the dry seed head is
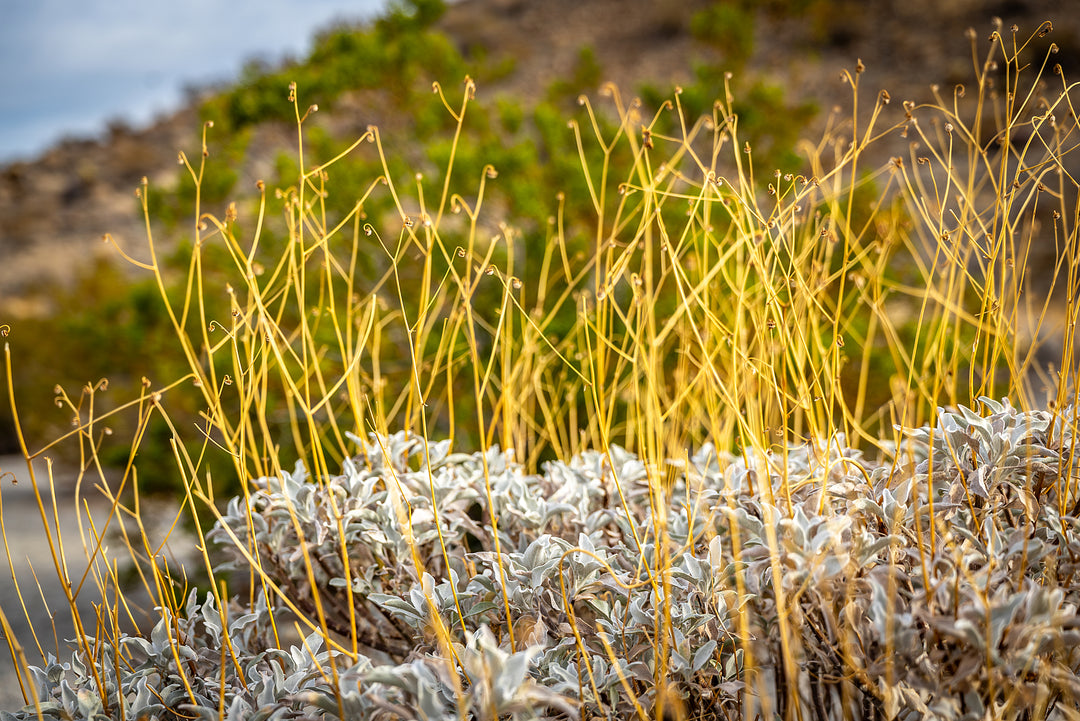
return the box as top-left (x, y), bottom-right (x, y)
top-left (511, 277), bottom-right (523, 289)
top-left (880, 89), bottom-right (890, 104)
top-left (856, 58), bottom-right (865, 73)
top-left (1039, 21), bottom-right (1053, 37)
top-left (485, 265), bottom-right (496, 276)
top-left (965, 27), bottom-right (977, 40)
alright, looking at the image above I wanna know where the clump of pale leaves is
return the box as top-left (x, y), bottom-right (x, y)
top-left (7, 398), bottom-right (1079, 721)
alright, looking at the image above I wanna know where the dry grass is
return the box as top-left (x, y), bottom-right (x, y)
top-left (3, 19), bottom-right (1080, 721)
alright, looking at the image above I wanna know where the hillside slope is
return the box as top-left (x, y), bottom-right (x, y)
top-left (0, 0), bottom-right (1072, 311)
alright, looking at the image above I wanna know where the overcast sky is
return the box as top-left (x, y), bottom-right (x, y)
top-left (0, 0), bottom-right (388, 164)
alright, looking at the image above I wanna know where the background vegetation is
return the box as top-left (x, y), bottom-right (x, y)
top-left (2, 0), bottom-right (821, 488)
top-left (2, 1), bottom-right (1079, 719)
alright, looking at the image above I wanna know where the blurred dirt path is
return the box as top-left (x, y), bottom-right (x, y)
top-left (0, 455), bottom-right (192, 712)
top-left (0, 455), bottom-right (111, 711)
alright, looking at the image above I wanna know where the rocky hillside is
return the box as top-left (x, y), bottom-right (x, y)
top-left (0, 0), bottom-right (1072, 315)
top-left (0, 112), bottom-right (196, 313)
